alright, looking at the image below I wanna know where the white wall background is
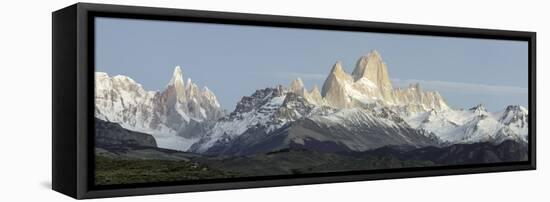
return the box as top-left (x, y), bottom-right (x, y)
top-left (0, 0), bottom-right (546, 201)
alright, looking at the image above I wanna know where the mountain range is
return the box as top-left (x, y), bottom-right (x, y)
top-left (95, 50), bottom-right (528, 154)
top-left (95, 66), bottom-right (225, 150)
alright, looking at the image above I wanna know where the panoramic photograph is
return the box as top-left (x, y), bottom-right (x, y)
top-left (94, 17), bottom-right (529, 185)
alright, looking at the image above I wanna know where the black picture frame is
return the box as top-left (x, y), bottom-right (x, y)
top-left (52, 2), bottom-right (536, 199)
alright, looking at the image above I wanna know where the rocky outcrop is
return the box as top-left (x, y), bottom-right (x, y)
top-left (289, 78), bottom-right (307, 96)
top-left (305, 85), bottom-right (324, 105)
top-left (352, 50), bottom-right (395, 103)
top-left (189, 86), bottom-right (319, 153)
top-left (154, 66), bottom-right (224, 124)
top-left (393, 83), bottom-right (450, 112)
top-left (317, 50), bottom-right (449, 111)
top-left (321, 61), bottom-right (353, 108)
top-left (95, 118), bottom-right (157, 148)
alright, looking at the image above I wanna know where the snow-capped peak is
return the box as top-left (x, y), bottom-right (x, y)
top-left (96, 72), bottom-right (109, 78)
top-left (290, 77), bottom-right (307, 96)
top-left (201, 86), bottom-right (221, 108)
top-left (350, 50), bottom-right (394, 104)
top-left (314, 52), bottom-right (449, 111)
top-left (168, 66), bottom-right (184, 86)
top-left (498, 105), bottom-right (528, 125)
top-left (321, 61), bottom-right (353, 107)
top-left (351, 50), bottom-right (386, 81)
top-left (469, 104), bottom-right (488, 115)
top-left (95, 66), bottom-right (226, 151)
top-left (310, 85), bottom-right (321, 95)
top-left (504, 105), bottom-right (528, 114)
top-left (329, 61), bottom-right (347, 77)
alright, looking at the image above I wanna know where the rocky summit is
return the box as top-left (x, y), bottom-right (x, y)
top-left (315, 51), bottom-right (450, 111)
top-left (93, 50), bottom-right (529, 184)
top-left (95, 66), bottom-right (225, 151)
top-left (95, 50), bottom-right (528, 155)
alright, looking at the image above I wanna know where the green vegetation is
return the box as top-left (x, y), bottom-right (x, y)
top-left (95, 140), bottom-right (525, 185)
top-left (95, 155), bottom-right (238, 185)
top-left (95, 148), bottom-right (435, 185)
top-left (196, 149), bottom-right (437, 177)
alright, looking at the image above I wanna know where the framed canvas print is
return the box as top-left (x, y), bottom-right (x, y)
top-left (52, 3), bottom-right (536, 199)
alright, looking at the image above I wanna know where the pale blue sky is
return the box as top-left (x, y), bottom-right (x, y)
top-left (95, 17), bottom-right (528, 112)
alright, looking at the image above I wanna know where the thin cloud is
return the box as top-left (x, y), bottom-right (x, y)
top-left (392, 78), bottom-right (527, 95)
top-left (287, 72), bottom-right (327, 80)
top-left (271, 72), bottom-right (327, 80)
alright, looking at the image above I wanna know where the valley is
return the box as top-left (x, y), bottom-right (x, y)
top-left (94, 50), bottom-right (529, 185)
